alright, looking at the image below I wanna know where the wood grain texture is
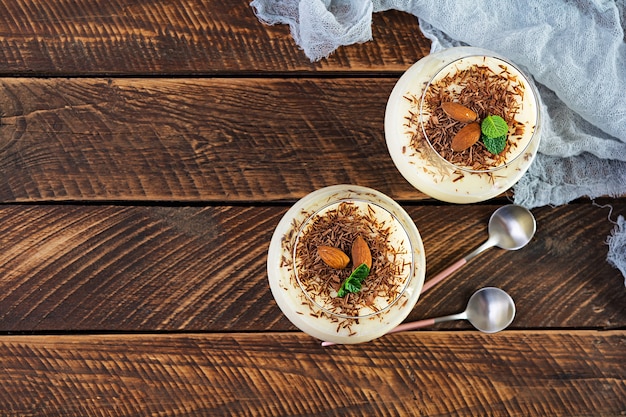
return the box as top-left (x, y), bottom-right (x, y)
top-left (1, 4), bottom-right (624, 416)
top-left (0, 332), bottom-right (623, 416)
top-left (1, 77), bottom-right (424, 203)
top-left (0, 203), bottom-right (623, 332)
top-left (0, 1), bottom-right (430, 75)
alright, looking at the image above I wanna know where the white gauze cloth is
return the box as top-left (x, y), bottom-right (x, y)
top-left (251, 0), bottom-right (626, 284)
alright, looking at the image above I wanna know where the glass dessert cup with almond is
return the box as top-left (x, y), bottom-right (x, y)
top-left (267, 185), bottom-right (425, 344)
top-left (385, 47), bottom-right (542, 203)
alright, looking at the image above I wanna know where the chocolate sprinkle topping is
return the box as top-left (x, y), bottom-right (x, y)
top-left (294, 201), bottom-right (410, 320)
top-left (406, 61), bottom-right (527, 171)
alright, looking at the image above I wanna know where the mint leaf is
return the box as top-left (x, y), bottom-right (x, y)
top-left (337, 263), bottom-right (370, 297)
top-left (343, 280), bottom-right (361, 294)
top-left (482, 134), bottom-right (507, 155)
top-left (481, 115), bottom-right (508, 138)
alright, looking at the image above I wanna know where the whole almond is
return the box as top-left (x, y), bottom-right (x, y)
top-left (451, 122), bottom-right (481, 152)
top-left (317, 246), bottom-right (350, 269)
top-left (441, 102), bottom-right (477, 123)
top-left (351, 236), bottom-right (372, 269)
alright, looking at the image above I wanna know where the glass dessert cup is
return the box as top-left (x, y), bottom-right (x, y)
top-left (385, 47), bottom-right (542, 204)
top-left (267, 185), bottom-right (425, 344)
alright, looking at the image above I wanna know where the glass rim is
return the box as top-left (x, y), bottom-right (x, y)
top-left (418, 53), bottom-right (541, 174)
top-left (292, 197), bottom-right (415, 320)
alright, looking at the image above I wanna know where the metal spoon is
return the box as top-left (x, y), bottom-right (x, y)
top-left (421, 205), bottom-right (536, 293)
top-left (321, 287), bottom-right (515, 346)
top-left (390, 287), bottom-right (516, 334)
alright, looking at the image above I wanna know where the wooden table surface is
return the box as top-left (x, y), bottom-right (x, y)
top-left (0, 2), bottom-right (624, 416)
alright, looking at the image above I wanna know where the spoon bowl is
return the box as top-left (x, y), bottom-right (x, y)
top-left (488, 205), bottom-right (537, 251)
top-left (464, 287), bottom-right (516, 333)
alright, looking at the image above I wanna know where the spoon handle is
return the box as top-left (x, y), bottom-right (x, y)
top-left (421, 258), bottom-right (466, 293)
top-left (421, 237), bottom-right (496, 293)
top-left (388, 318), bottom-right (436, 334)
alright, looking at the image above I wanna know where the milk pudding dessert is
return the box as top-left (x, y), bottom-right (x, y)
top-left (385, 47), bottom-right (541, 203)
top-left (295, 201), bottom-right (410, 319)
top-left (267, 185), bottom-right (425, 344)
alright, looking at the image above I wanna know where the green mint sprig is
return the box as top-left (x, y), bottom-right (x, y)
top-left (481, 115), bottom-right (508, 138)
top-left (480, 115), bottom-right (509, 155)
top-left (337, 263), bottom-right (370, 297)
top-left (482, 134), bottom-right (507, 154)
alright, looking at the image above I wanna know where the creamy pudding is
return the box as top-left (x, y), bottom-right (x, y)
top-left (385, 47), bottom-right (541, 203)
top-left (267, 185), bottom-right (425, 344)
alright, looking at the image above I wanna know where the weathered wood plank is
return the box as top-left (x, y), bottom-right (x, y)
top-left (0, 1), bottom-right (429, 75)
top-left (0, 77), bottom-right (425, 202)
top-left (0, 331), bottom-right (623, 416)
top-left (0, 203), bottom-right (623, 332)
